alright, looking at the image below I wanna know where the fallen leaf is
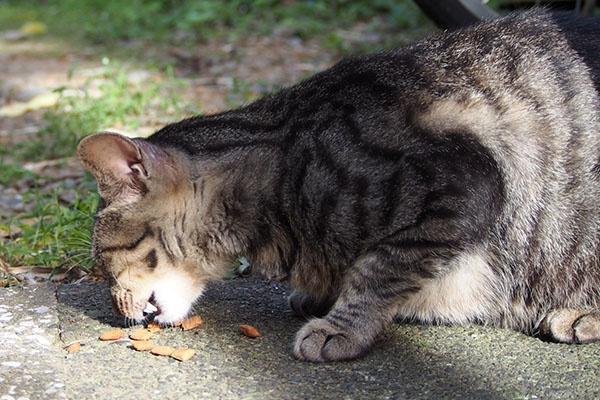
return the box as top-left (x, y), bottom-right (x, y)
top-left (0, 92), bottom-right (59, 117)
top-left (20, 21), bottom-right (47, 36)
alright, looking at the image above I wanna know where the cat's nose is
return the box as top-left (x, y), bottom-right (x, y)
top-left (143, 302), bottom-right (158, 316)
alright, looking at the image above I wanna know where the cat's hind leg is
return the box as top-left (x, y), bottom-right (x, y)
top-left (288, 289), bottom-right (335, 318)
top-left (540, 309), bottom-right (600, 344)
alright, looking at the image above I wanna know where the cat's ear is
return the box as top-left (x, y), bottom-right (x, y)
top-left (76, 132), bottom-right (166, 202)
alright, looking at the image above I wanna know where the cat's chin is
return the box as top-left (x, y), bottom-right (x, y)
top-left (146, 270), bottom-right (205, 325)
top-left (153, 311), bottom-right (190, 325)
top-left (150, 297), bottom-right (199, 325)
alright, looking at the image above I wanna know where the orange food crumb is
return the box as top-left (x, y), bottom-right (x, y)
top-left (239, 324), bottom-right (261, 338)
top-left (182, 315), bottom-right (203, 331)
top-left (151, 346), bottom-right (176, 356)
top-left (131, 341), bottom-right (154, 351)
top-left (129, 328), bottom-right (154, 341)
top-left (147, 322), bottom-right (161, 333)
top-left (171, 348), bottom-right (196, 362)
top-left (99, 329), bottom-right (124, 341)
top-left (66, 342), bottom-right (81, 352)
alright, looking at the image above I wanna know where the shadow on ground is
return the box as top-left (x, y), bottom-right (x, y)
top-left (49, 277), bottom-right (600, 399)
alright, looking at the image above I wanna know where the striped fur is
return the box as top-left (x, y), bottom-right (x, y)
top-left (77, 9), bottom-right (600, 361)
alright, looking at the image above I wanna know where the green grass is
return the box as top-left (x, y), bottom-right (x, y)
top-left (0, 189), bottom-right (98, 272)
top-left (0, 164), bottom-right (98, 279)
top-left (0, 164), bottom-right (36, 186)
top-left (3, 62), bottom-right (197, 163)
top-left (0, 0), bottom-right (426, 46)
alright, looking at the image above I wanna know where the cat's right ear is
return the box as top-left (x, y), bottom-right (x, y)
top-left (76, 132), bottom-right (148, 203)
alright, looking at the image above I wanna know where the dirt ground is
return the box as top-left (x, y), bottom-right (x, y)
top-left (0, 31), bottom-right (341, 138)
top-left (0, 33), bottom-right (341, 144)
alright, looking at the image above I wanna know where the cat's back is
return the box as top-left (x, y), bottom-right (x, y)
top-left (269, 9), bottom-right (600, 159)
top-left (397, 9), bottom-right (600, 102)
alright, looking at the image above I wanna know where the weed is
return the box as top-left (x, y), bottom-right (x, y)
top-left (0, 164), bottom-right (36, 187)
top-left (0, 186), bottom-right (97, 275)
top-left (0, 58), bottom-right (201, 283)
top-left (0, 58), bottom-right (199, 279)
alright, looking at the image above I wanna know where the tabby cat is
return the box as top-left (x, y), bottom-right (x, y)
top-left (77, 9), bottom-right (600, 362)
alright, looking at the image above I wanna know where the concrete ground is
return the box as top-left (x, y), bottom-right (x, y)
top-left (0, 277), bottom-right (599, 400)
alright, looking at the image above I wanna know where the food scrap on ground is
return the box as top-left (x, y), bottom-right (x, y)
top-left (65, 342), bottom-right (81, 353)
top-left (94, 315), bottom-right (209, 362)
top-left (129, 328), bottom-right (155, 341)
top-left (239, 324), bottom-right (261, 338)
top-left (99, 329), bottom-right (125, 341)
top-left (131, 341), bottom-right (154, 351)
top-left (182, 315), bottom-right (203, 331)
top-left (171, 348), bottom-right (196, 362)
top-left (147, 321), bottom-right (161, 333)
top-left (151, 346), bottom-right (176, 357)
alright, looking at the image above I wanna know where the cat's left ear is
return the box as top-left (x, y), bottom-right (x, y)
top-left (77, 132), bottom-right (170, 202)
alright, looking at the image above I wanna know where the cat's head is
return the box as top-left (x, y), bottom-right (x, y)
top-left (77, 132), bottom-right (221, 324)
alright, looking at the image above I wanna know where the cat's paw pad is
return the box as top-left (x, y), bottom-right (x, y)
top-left (542, 309), bottom-right (600, 343)
top-left (293, 318), bottom-right (366, 362)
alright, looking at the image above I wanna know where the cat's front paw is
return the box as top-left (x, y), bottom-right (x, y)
top-left (293, 318), bottom-right (367, 362)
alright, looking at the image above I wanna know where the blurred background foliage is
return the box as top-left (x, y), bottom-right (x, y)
top-left (0, 0), bottom-right (427, 44)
